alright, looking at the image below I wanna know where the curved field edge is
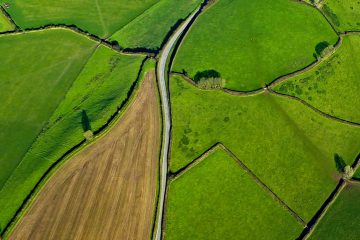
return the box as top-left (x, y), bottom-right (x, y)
top-left (172, 0), bottom-right (338, 91)
top-left (168, 74), bottom-right (360, 222)
top-left (109, 0), bottom-right (202, 51)
top-left (165, 148), bottom-right (303, 240)
top-left (0, 49), bottom-right (152, 236)
top-left (0, 29), bottom-right (97, 190)
top-left (7, 69), bottom-right (161, 240)
top-left (319, 0), bottom-right (360, 32)
top-left (273, 34), bottom-right (360, 124)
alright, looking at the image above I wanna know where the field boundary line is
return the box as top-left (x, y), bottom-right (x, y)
top-left (0, 6), bottom-right (20, 32)
top-left (107, 1), bottom-right (161, 39)
top-left (341, 31), bottom-right (360, 36)
top-left (298, 153), bottom-right (360, 239)
top-left (296, 0), bottom-right (340, 35)
top-left (171, 72), bottom-right (264, 96)
top-left (268, 35), bottom-right (343, 89)
top-left (268, 89), bottom-right (360, 127)
top-left (0, 43), bottom-right (100, 196)
top-left (169, 143), bottom-right (306, 226)
top-left (169, 143), bottom-right (221, 180)
top-left (219, 144), bottom-right (307, 227)
top-left (0, 57), bottom-right (151, 239)
top-left (0, 23), bottom-right (156, 56)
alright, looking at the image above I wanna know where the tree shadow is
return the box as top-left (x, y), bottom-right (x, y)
top-left (315, 41), bottom-right (330, 56)
top-left (334, 153), bottom-right (346, 173)
top-left (194, 69), bottom-right (221, 83)
top-left (81, 110), bottom-right (91, 132)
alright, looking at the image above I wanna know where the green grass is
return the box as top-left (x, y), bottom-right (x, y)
top-left (110, 0), bottom-right (201, 50)
top-left (353, 165), bottom-right (360, 179)
top-left (0, 0), bottom-right (158, 38)
top-left (0, 45), bottom-right (146, 233)
top-left (274, 35), bottom-right (360, 124)
top-left (321, 0), bottom-right (360, 31)
top-left (166, 148), bottom-right (303, 240)
top-left (309, 182), bottom-right (360, 240)
top-left (169, 75), bottom-right (360, 222)
top-left (0, 10), bottom-right (14, 32)
top-left (0, 29), bottom-right (96, 190)
top-left (173, 0), bottom-right (338, 91)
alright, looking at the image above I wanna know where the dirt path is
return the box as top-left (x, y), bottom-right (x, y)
top-left (9, 71), bottom-right (161, 240)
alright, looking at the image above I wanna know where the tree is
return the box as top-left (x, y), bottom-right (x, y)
top-left (343, 165), bottom-right (354, 180)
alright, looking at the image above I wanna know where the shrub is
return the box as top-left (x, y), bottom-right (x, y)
top-left (197, 77), bottom-right (224, 90)
top-left (343, 165), bottom-right (354, 180)
top-left (83, 130), bottom-right (94, 141)
top-left (315, 41), bottom-right (334, 58)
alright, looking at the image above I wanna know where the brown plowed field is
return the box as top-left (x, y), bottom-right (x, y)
top-left (9, 71), bottom-right (161, 240)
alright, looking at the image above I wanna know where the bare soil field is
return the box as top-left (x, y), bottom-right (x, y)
top-left (8, 71), bottom-right (161, 240)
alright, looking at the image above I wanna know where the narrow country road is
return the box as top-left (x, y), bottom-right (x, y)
top-left (155, 8), bottom-right (200, 240)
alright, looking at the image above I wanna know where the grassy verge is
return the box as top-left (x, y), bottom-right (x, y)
top-left (172, 0), bottom-right (338, 91)
top-left (166, 148), bottom-right (303, 240)
top-left (274, 35), bottom-right (360, 124)
top-left (0, 44), bottom-right (146, 233)
top-left (169, 74), bottom-right (360, 221)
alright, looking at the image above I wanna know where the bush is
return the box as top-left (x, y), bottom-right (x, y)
top-left (343, 165), bottom-right (354, 180)
top-left (197, 77), bottom-right (224, 90)
top-left (315, 41), bottom-right (334, 58)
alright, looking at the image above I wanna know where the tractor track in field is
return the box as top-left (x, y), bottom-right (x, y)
top-left (169, 143), bottom-right (307, 227)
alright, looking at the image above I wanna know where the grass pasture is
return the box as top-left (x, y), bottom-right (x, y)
top-left (321, 0), bottom-right (360, 32)
top-left (173, 0), bottom-right (338, 91)
top-left (0, 10), bottom-right (14, 32)
top-left (309, 182), bottom-right (360, 240)
top-left (165, 148), bottom-right (303, 240)
top-left (0, 29), bottom-right (96, 191)
top-left (274, 35), bottom-right (360, 124)
top-left (169, 75), bottom-right (360, 222)
top-left (0, 45), bottom-right (146, 233)
top-left (110, 0), bottom-right (202, 50)
top-left (8, 70), bottom-right (160, 240)
top-left (0, 0), bottom-right (158, 38)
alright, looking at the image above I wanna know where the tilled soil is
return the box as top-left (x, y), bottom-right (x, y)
top-left (9, 71), bottom-right (161, 240)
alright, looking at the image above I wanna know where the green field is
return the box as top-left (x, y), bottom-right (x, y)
top-left (0, 0), bottom-right (158, 38)
top-left (274, 35), bottom-right (360, 124)
top-left (0, 44), bottom-right (146, 232)
top-left (169, 75), bottom-right (360, 222)
top-left (166, 148), bottom-right (303, 240)
top-left (110, 0), bottom-right (201, 50)
top-left (0, 10), bottom-right (14, 32)
top-left (321, 0), bottom-right (360, 32)
top-left (0, 29), bottom-right (96, 190)
top-left (172, 0), bottom-right (338, 91)
top-left (309, 182), bottom-right (360, 240)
